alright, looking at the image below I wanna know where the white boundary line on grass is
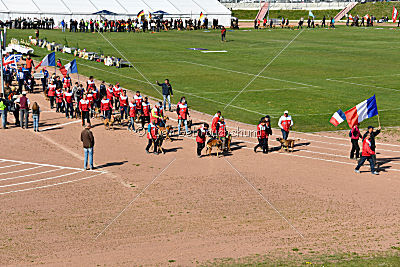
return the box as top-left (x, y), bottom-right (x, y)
top-left (329, 73), bottom-right (400, 80)
top-left (326, 78), bottom-right (400, 92)
top-left (178, 60), bottom-right (318, 88)
top-left (194, 86), bottom-right (311, 94)
top-left (0, 172), bottom-right (106, 195)
top-left (0, 170), bottom-right (84, 188)
top-left (0, 159), bottom-right (105, 173)
top-left (225, 158), bottom-right (305, 239)
top-left (95, 158), bottom-right (176, 239)
top-left (0, 168), bottom-right (61, 182)
top-left (224, 29), bottom-right (305, 110)
top-left (40, 120), bottom-right (82, 132)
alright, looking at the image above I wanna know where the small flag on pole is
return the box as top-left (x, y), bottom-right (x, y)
top-left (200, 12), bottom-right (205, 21)
top-left (393, 6), bottom-right (398, 22)
top-left (329, 109), bottom-right (346, 127)
top-left (345, 95), bottom-right (379, 128)
top-left (308, 10), bottom-right (315, 18)
top-left (137, 10), bottom-right (144, 18)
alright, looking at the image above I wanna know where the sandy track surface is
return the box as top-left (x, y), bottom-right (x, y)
top-left (1, 69), bottom-right (399, 265)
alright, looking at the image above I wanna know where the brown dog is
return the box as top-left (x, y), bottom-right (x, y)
top-left (159, 125), bottom-right (173, 141)
top-left (276, 138), bottom-right (300, 152)
top-left (206, 138), bottom-right (223, 157)
top-left (104, 116), bottom-right (115, 130)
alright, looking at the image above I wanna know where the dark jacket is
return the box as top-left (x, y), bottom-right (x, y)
top-left (157, 82), bottom-right (173, 96)
top-left (363, 130), bottom-right (380, 151)
top-left (81, 129), bottom-right (95, 148)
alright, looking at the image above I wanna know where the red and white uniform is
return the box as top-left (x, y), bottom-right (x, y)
top-left (64, 91), bottom-right (73, 104)
top-left (87, 80), bottom-right (95, 90)
top-left (134, 95), bottom-right (143, 110)
top-left (92, 89), bottom-right (98, 101)
top-left (278, 115), bottom-right (293, 132)
top-left (362, 139), bottom-right (375, 157)
top-left (79, 99), bottom-right (90, 111)
top-left (106, 87), bottom-right (113, 100)
top-left (63, 77), bottom-right (71, 88)
top-left (113, 86), bottom-right (121, 98)
top-left (142, 102), bottom-right (150, 116)
top-left (129, 101), bottom-right (136, 117)
top-left (217, 121), bottom-right (226, 138)
top-left (119, 95), bottom-right (128, 107)
top-left (257, 123), bottom-right (268, 139)
top-left (100, 99), bottom-right (111, 111)
top-left (147, 123), bottom-right (158, 139)
top-left (211, 113), bottom-right (220, 133)
top-left (178, 103), bottom-right (188, 120)
top-left (86, 93), bottom-right (94, 104)
top-left (55, 90), bottom-right (63, 103)
top-left (48, 84), bottom-right (56, 97)
top-left (196, 126), bottom-right (208, 143)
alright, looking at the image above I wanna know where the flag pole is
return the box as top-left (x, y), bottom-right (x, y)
top-left (377, 114), bottom-right (381, 128)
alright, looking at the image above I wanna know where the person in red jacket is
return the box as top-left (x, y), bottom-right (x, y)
top-left (47, 81), bottom-right (56, 109)
top-left (100, 95), bottom-right (112, 120)
top-left (215, 117), bottom-right (227, 149)
top-left (145, 121), bottom-right (159, 155)
top-left (211, 111), bottom-right (221, 137)
top-left (64, 88), bottom-right (74, 118)
top-left (196, 123), bottom-right (210, 157)
top-left (119, 90), bottom-right (128, 120)
top-left (55, 88), bottom-right (64, 113)
top-left (254, 119), bottom-right (272, 154)
top-left (349, 124), bottom-right (361, 160)
top-left (128, 100), bottom-right (136, 132)
top-left (113, 82), bottom-right (121, 110)
top-left (79, 94), bottom-right (91, 126)
top-left (355, 133), bottom-right (379, 175)
top-left (134, 91), bottom-right (143, 112)
top-left (106, 84), bottom-right (114, 106)
top-left (141, 97), bottom-right (150, 129)
top-left (177, 97), bottom-right (190, 135)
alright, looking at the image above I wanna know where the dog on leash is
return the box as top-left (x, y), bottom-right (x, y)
top-left (159, 125), bottom-right (173, 141)
top-left (206, 138), bottom-right (223, 157)
top-left (276, 138), bottom-right (300, 152)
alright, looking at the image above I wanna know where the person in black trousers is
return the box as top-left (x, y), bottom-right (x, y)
top-left (254, 118), bottom-right (272, 154)
top-left (196, 123), bottom-right (210, 157)
top-left (156, 79), bottom-right (173, 111)
top-left (363, 125), bottom-right (381, 167)
top-left (349, 124), bottom-right (361, 160)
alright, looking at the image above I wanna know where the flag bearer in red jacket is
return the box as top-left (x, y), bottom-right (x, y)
top-left (211, 111), bottom-right (221, 137)
top-left (254, 118), bottom-right (272, 154)
top-left (354, 133), bottom-right (379, 175)
top-left (196, 123), bottom-right (210, 158)
top-left (146, 121), bottom-right (159, 155)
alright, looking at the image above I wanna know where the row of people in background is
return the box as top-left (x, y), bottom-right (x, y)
top-left (0, 17), bottom-right (54, 29)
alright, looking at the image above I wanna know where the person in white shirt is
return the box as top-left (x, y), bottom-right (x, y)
top-left (278, 110), bottom-right (293, 140)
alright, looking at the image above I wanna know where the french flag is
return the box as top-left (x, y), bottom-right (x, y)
top-left (329, 109), bottom-right (346, 126)
top-left (35, 52), bottom-right (55, 70)
top-left (60, 59), bottom-right (78, 77)
top-left (345, 95), bottom-right (378, 128)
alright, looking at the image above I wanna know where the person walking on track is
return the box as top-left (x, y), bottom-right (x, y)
top-left (81, 123), bottom-right (95, 170)
top-left (278, 110), bottom-right (293, 140)
top-left (156, 79), bottom-right (173, 112)
top-left (349, 124), bottom-right (361, 160)
top-left (254, 118), bottom-right (272, 154)
top-left (355, 132), bottom-right (379, 175)
top-left (16, 91), bottom-right (30, 129)
top-left (196, 123), bottom-right (210, 158)
top-left (363, 125), bottom-right (381, 167)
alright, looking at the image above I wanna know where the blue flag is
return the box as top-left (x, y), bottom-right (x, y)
top-left (309, 10), bottom-right (315, 18)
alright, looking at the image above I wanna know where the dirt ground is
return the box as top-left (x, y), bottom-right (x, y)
top-left (1, 69), bottom-right (400, 266)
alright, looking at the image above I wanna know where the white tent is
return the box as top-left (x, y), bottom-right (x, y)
top-left (0, 0), bottom-right (232, 26)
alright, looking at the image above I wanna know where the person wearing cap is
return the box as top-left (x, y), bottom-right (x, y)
top-left (355, 132), bottom-right (379, 175)
top-left (196, 123), bottom-right (210, 157)
top-left (15, 91), bottom-right (30, 129)
top-left (363, 125), bottom-right (381, 167)
top-left (80, 123), bottom-right (95, 170)
top-left (278, 110), bottom-right (293, 140)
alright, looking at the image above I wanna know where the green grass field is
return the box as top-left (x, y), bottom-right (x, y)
top-left (232, 9), bottom-right (341, 20)
top-left (8, 27), bottom-right (400, 131)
